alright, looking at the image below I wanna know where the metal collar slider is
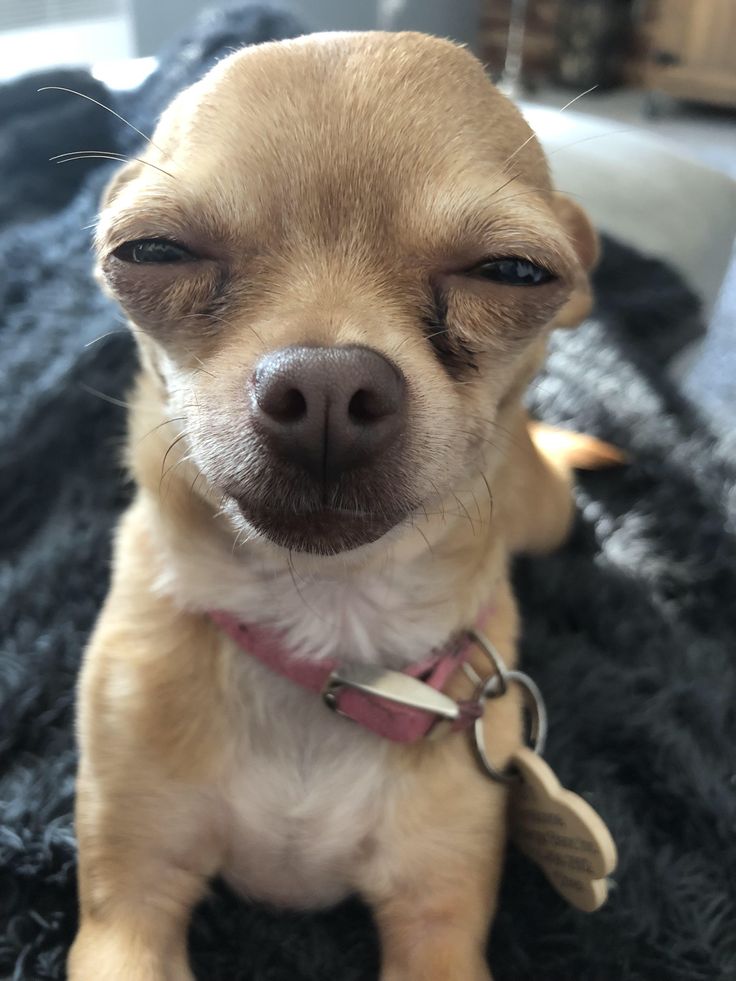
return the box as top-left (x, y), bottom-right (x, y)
top-left (322, 662), bottom-right (464, 720)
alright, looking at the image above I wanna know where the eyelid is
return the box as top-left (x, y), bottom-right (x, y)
top-left (463, 253), bottom-right (555, 274)
top-left (97, 212), bottom-right (219, 259)
top-left (103, 233), bottom-right (187, 258)
top-left (471, 258), bottom-right (556, 281)
top-left (111, 238), bottom-right (197, 264)
top-left (441, 252), bottom-right (572, 288)
top-left (436, 231), bottom-right (571, 277)
top-left (437, 251), bottom-right (572, 287)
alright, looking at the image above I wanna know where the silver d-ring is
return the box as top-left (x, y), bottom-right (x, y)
top-left (465, 629), bottom-right (509, 696)
top-left (473, 670), bottom-right (548, 783)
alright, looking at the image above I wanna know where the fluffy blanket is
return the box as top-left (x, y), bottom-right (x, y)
top-left (1, 6), bottom-right (734, 980)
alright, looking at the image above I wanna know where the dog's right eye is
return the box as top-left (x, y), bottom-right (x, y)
top-left (112, 238), bottom-right (196, 264)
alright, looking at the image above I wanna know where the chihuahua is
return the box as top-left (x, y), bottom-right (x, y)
top-left (69, 31), bottom-right (604, 981)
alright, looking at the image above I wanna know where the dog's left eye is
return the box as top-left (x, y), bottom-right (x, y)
top-left (469, 258), bottom-right (555, 286)
top-left (112, 238), bottom-right (195, 264)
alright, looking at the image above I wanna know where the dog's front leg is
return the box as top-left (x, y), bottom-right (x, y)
top-left (373, 881), bottom-right (497, 981)
top-left (369, 816), bottom-right (504, 981)
top-left (69, 768), bottom-right (218, 981)
top-left (361, 736), bottom-right (514, 981)
top-left (68, 509), bottom-right (227, 980)
top-left (361, 605), bottom-right (521, 981)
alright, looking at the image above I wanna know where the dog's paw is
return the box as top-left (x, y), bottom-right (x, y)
top-left (68, 924), bottom-right (195, 981)
top-left (530, 421), bottom-right (628, 470)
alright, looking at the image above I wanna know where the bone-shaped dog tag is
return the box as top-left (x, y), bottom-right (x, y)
top-left (510, 747), bottom-right (617, 912)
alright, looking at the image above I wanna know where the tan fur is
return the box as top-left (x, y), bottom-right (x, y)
top-left (70, 32), bottom-right (607, 980)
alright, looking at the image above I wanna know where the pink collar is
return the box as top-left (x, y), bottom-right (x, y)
top-left (209, 610), bottom-right (486, 743)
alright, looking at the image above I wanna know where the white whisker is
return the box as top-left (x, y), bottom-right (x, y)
top-left (38, 86), bottom-right (165, 153)
top-left (557, 84), bottom-right (598, 113)
top-left (51, 151), bottom-right (176, 181)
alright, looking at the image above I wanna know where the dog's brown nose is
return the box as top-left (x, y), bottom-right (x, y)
top-left (252, 345), bottom-right (406, 481)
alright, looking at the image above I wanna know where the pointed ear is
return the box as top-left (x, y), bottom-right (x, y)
top-left (552, 195), bottom-right (599, 328)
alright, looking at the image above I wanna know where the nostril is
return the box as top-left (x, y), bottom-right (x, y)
top-left (261, 386), bottom-right (307, 423)
top-left (279, 388), bottom-right (308, 422)
top-left (349, 388), bottom-right (390, 424)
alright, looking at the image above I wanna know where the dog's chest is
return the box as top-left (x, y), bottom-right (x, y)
top-left (221, 657), bottom-right (392, 908)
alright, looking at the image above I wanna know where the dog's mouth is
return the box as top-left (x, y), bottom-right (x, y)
top-left (235, 498), bottom-right (408, 555)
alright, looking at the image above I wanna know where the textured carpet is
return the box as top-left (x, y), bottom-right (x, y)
top-left (1, 6), bottom-right (735, 980)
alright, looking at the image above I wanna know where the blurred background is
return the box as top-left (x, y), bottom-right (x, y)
top-left (1, 0), bottom-right (734, 412)
top-left (3, 1), bottom-right (734, 168)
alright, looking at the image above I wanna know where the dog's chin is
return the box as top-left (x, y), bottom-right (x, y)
top-left (236, 500), bottom-right (406, 555)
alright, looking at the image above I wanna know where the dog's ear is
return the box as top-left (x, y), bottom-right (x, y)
top-left (552, 195), bottom-right (599, 328)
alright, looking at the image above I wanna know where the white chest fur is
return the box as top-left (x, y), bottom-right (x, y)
top-left (152, 502), bottom-right (486, 668)
top-left (220, 655), bottom-right (392, 908)
top-left (152, 505), bottom-right (495, 907)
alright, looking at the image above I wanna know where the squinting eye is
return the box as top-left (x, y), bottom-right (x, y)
top-left (470, 258), bottom-right (555, 286)
top-left (112, 238), bottom-right (195, 264)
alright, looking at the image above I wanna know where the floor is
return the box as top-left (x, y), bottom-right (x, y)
top-left (532, 85), bottom-right (736, 179)
top-left (534, 85), bottom-right (736, 425)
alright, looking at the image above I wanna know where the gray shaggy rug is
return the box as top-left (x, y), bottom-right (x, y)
top-left (1, 5), bottom-right (734, 980)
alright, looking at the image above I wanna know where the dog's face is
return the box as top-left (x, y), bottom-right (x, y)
top-left (97, 32), bottom-right (596, 556)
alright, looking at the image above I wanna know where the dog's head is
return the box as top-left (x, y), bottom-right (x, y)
top-left (97, 32), bottom-right (596, 556)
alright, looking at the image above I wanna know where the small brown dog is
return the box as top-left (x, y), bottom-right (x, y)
top-left (69, 31), bottom-right (604, 980)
